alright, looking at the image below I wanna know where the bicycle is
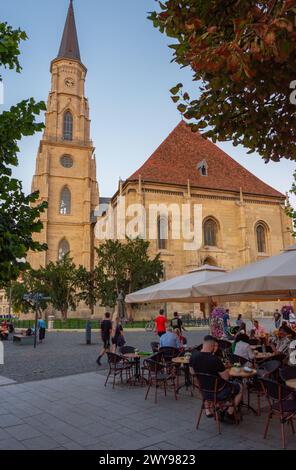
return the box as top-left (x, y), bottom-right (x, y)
top-left (145, 318), bottom-right (155, 332)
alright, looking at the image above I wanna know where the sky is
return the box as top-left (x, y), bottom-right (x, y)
top-left (1, 0), bottom-right (295, 206)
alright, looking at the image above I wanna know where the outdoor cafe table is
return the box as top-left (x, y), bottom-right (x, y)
top-left (229, 366), bottom-right (258, 415)
top-left (229, 367), bottom-right (257, 379)
top-left (123, 353), bottom-right (148, 386)
top-left (254, 351), bottom-right (276, 362)
top-left (171, 356), bottom-right (199, 395)
top-left (286, 379), bottom-right (296, 390)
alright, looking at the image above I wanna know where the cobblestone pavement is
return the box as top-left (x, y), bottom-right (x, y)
top-left (0, 330), bottom-right (208, 384)
top-left (0, 370), bottom-right (294, 450)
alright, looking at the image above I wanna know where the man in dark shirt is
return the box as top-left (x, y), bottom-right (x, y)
top-left (190, 335), bottom-right (242, 421)
top-left (96, 312), bottom-right (112, 366)
top-left (170, 311), bottom-right (184, 332)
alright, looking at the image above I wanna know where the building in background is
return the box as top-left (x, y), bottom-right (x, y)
top-left (28, 1), bottom-right (294, 319)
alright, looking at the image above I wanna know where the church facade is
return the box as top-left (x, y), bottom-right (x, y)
top-left (27, 1), bottom-right (294, 319)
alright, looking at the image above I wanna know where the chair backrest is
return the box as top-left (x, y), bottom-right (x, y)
top-left (196, 373), bottom-right (226, 397)
top-left (217, 339), bottom-right (232, 351)
top-left (279, 366), bottom-right (296, 382)
top-left (227, 353), bottom-right (247, 366)
top-left (143, 358), bottom-right (164, 374)
top-left (257, 360), bottom-right (281, 378)
top-left (260, 377), bottom-right (291, 402)
top-left (119, 346), bottom-right (135, 355)
top-left (150, 342), bottom-right (159, 353)
top-left (107, 352), bottom-right (123, 365)
top-left (159, 347), bottom-right (179, 360)
top-left (149, 352), bottom-right (164, 363)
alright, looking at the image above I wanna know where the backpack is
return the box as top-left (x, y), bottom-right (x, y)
top-left (171, 318), bottom-right (179, 328)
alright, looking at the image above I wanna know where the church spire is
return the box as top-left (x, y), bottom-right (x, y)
top-left (57, 0), bottom-right (81, 61)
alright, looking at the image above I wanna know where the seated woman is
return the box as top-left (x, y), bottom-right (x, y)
top-left (248, 329), bottom-right (260, 345)
top-left (234, 333), bottom-right (254, 365)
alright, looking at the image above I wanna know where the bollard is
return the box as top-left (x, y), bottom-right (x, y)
top-left (86, 320), bottom-right (92, 345)
top-left (48, 315), bottom-right (55, 330)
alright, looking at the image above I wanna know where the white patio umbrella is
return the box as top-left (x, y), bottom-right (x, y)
top-left (192, 244), bottom-right (296, 302)
top-left (125, 264), bottom-right (225, 304)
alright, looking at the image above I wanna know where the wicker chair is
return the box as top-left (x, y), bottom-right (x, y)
top-left (195, 373), bottom-right (239, 434)
top-left (260, 378), bottom-right (296, 449)
top-left (105, 352), bottom-right (133, 389)
top-left (247, 360), bottom-right (281, 416)
top-left (143, 357), bottom-right (177, 403)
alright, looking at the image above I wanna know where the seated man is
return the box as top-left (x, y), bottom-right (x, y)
top-left (190, 335), bottom-right (243, 422)
top-left (159, 327), bottom-right (180, 350)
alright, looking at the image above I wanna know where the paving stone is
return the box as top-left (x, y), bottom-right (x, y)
top-left (6, 424), bottom-right (42, 441)
top-left (0, 414), bottom-right (24, 428)
top-left (22, 435), bottom-right (58, 450)
top-left (0, 438), bottom-right (27, 450)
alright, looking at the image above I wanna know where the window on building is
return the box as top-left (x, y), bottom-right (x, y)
top-left (197, 160), bottom-right (208, 176)
top-left (58, 239), bottom-right (70, 260)
top-left (63, 111), bottom-right (73, 141)
top-left (60, 186), bottom-right (71, 215)
top-left (256, 223), bottom-right (267, 253)
top-left (204, 218), bottom-right (218, 247)
top-left (157, 215), bottom-right (168, 250)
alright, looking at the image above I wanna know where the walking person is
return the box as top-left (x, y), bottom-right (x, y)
top-left (273, 309), bottom-right (281, 329)
top-left (171, 311), bottom-right (184, 332)
top-left (222, 309), bottom-right (230, 336)
top-left (96, 312), bottom-right (112, 366)
top-left (154, 309), bottom-right (167, 338)
top-left (111, 314), bottom-right (126, 353)
top-left (37, 318), bottom-right (47, 343)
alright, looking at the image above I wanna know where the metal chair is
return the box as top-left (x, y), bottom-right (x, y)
top-left (247, 360), bottom-right (281, 415)
top-left (150, 341), bottom-right (159, 353)
top-left (260, 378), bottom-right (296, 449)
top-left (105, 352), bottom-right (133, 389)
top-left (195, 373), bottom-right (239, 434)
top-left (143, 357), bottom-right (177, 403)
top-left (279, 366), bottom-right (296, 382)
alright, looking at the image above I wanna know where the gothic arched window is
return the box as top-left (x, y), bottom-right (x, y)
top-left (204, 217), bottom-right (218, 247)
top-left (256, 223), bottom-right (267, 253)
top-left (60, 186), bottom-right (71, 215)
top-left (63, 111), bottom-right (73, 141)
top-left (157, 215), bottom-right (168, 250)
top-left (58, 239), bottom-right (70, 260)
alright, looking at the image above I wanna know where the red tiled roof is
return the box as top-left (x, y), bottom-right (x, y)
top-left (128, 121), bottom-right (283, 198)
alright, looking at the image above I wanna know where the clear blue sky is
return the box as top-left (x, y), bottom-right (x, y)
top-left (1, 0), bottom-right (295, 206)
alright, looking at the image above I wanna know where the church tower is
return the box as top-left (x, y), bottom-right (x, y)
top-left (30, 0), bottom-right (99, 270)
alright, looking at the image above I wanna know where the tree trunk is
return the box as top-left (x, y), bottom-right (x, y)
top-left (61, 309), bottom-right (68, 321)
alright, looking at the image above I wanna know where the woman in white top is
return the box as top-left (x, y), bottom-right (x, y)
top-left (234, 333), bottom-right (255, 365)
